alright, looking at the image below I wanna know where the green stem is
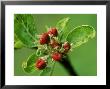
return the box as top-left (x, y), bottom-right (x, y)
top-left (39, 70), bottom-right (44, 75)
top-left (49, 61), bottom-right (56, 76)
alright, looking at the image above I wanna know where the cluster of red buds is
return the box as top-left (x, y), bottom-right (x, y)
top-left (35, 28), bottom-right (71, 70)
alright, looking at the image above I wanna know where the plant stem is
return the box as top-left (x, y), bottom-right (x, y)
top-left (59, 55), bottom-right (78, 76)
top-left (39, 70), bottom-right (44, 76)
top-left (49, 61), bottom-right (56, 76)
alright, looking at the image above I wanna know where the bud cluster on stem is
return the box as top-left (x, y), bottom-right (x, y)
top-left (35, 27), bottom-right (71, 70)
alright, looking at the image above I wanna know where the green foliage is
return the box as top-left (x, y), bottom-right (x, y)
top-left (14, 14), bottom-right (38, 48)
top-left (56, 17), bottom-right (70, 41)
top-left (22, 47), bottom-right (49, 73)
top-left (14, 33), bottom-right (24, 48)
top-left (66, 25), bottom-right (96, 48)
top-left (14, 15), bottom-right (96, 76)
top-left (14, 40), bottom-right (24, 49)
top-left (56, 17), bottom-right (70, 31)
top-left (22, 52), bottom-right (38, 73)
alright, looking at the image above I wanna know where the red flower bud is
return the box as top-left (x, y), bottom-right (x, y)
top-left (35, 58), bottom-right (47, 70)
top-left (63, 42), bottom-right (71, 51)
top-left (49, 39), bottom-right (60, 48)
top-left (39, 33), bottom-right (49, 45)
top-left (52, 52), bottom-right (62, 61)
top-left (48, 28), bottom-right (58, 36)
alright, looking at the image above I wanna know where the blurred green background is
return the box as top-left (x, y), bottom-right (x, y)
top-left (14, 14), bottom-right (97, 76)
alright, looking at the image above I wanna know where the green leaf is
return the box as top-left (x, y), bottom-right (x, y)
top-left (22, 62), bottom-right (36, 73)
top-left (14, 33), bottom-right (24, 48)
top-left (66, 25), bottom-right (96, 48)
top-left (14, 40), bottom-right (24, 49)
top-left (14, 14), bottom-right (37, 48)
top-left (22, 52), bottom-right (38, 73)
top-left (56, 17), bottom-right (70, 41)
top-left (56, 17), bottom-right (70, 31)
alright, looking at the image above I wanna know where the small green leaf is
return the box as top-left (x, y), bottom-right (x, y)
top-left (56, 17), bottom-right (70, 31)
top-left (66, 25), bottom-right (96, 48)
top-left (56, 17), bottom-right (70, 41)
top-left (22, 52), bottom-right (38, 73)
top-left (14, 40), bottom-right (24, 49)
top-left (14, 14), bottom-right (37, 48)
top-left (22, 62), bottom-right (36, 73)
top-left (36, 49), bottom-right (41, 56)
top-left (14, 33), bottom-right (24, 48)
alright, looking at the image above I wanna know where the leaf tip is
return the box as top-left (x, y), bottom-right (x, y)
top-left (22, 61), bottom-right (27, 69)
